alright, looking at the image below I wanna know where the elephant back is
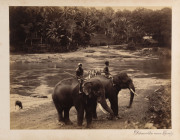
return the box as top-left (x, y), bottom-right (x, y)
top-left (90, 75), bottom-right (110, 84)
top-left (55, 78), bottom-right (79, 87)
top-left (54, 78), bottom-right (79, 94)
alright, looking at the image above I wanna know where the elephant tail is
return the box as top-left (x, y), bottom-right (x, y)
top-left (52, 93), bottom-right (58, 106)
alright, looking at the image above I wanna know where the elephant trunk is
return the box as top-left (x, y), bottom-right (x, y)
top-left (97, 97), bottom-right (114, 116)
top-left (128, 82), bottom-right (135, 108)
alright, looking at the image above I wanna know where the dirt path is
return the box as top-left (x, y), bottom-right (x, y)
top-left (10, 46), bottom-right (171, 129)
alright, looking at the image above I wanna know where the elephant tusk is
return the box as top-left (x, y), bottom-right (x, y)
top-left (130, 88), bottom-right (138, 96)
top-left (83, 90), bottom-right (88, 96)
top-left (98, 103), bottom-right (108, 114)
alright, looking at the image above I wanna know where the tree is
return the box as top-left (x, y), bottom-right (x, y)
top-left (113, 9), bottom-right (133, 43)
top-left (10, 6), bottom-right (172, 53)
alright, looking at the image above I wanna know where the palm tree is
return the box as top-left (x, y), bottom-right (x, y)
top-left (79, 19), bottom-right (95, 45)
top-left (46, 21), bottom-right (64, 44)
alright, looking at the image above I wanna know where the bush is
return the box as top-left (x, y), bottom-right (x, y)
top-left (127, 42), bottom-right (136, 50)
top-left (146, 85), bottom-right (171, 129)
top-left (99, 42), bottom-right (107, 46)
top-left (152, 47), bottom-right (159, 52)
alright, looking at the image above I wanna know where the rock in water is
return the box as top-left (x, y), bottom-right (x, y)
top-left (30, 94), bottom-right (48, 98)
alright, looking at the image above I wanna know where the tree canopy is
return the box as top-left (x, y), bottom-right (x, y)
top-left (10, 6), bottom-right (171, 53)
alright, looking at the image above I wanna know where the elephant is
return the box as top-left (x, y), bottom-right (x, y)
top-left (52, 77), bottom-right (114, 128)
top-left (89, 72), bottom-right (135, 119)
top-left (82, 78), bottom-right (114, 117)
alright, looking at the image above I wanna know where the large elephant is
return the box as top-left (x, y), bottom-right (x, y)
top-left (89, 72), bottom-right (135, 118)
top-left (52, 78), bottom-right (113, 127)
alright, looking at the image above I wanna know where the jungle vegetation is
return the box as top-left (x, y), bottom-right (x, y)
top-left (9, 6), bottom-right (171, 53)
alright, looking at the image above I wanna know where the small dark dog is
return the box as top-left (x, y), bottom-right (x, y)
top-left (15, 100), bottom-right (23, 109)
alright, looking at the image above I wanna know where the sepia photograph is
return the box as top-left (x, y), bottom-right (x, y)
top-left (9, 6), bottom-right (172, 129)
top-left (1, 0), bottom-right (180, 139)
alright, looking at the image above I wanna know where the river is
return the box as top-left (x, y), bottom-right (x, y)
top-left (10, 47), bottom-right (171, 97)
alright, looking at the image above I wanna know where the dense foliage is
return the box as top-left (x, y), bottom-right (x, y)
top-left (147, 85), bottom-right (171, 129)
top-left (10, 6), bottom-right (171, 53)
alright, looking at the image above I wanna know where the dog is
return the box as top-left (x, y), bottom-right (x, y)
top-left (15, 100), bottom-right (23, 109)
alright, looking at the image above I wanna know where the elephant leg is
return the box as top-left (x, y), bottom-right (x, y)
top-left (64, 108), bottom-right (73, 125)
top-left (109, 95), bottom-right (118, 116)
top-left (85, 100), bottom-right (93, 128)
top-left (76, 105), bottom-right (84, 126)
top-left (53, 102), bottom-right (64, 122)
top-left (58, 109), bottom-right (64, 122)
top-left (52, 94), bottom-right (65, 122)
top-left (92, 100), bottom-right (97, 119)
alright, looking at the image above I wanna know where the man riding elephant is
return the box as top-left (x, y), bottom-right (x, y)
top-left (103, 61), bottom-right (110, 78)
top-left (102, 61), bottom-right (115, 86)
top-left (76, 63), bottom-right (84, 93)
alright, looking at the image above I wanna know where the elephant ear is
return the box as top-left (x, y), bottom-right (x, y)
top-left (82, 82), bottom-right (93, 95)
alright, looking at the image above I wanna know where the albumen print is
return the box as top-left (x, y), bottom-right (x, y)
top-left (10, 6), bottom-right (171, 129)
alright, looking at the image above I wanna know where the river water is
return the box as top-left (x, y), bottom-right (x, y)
top-left (10, 48), bottom-right (171, 96)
